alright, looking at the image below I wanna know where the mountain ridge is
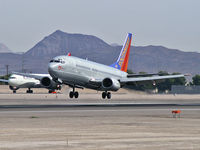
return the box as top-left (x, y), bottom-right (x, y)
top-left (0, 30), bottom-right (200, 77)
top-left (0, 43), bottom-right (12, 53)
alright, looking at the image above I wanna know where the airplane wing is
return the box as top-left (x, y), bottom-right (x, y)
top-left (12, 72), bottom-right (50, 80)
top-left (127, 73), bottom-right (161, 77)
top-left (0, 79), bottom-right (9, 83)
top-left (120, 74), bottom-right (185, 83)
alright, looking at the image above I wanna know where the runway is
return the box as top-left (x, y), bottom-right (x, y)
top-left (1, 93), bottom-right (200, 150)
top-left (1, 103), bottom-right (200, 109)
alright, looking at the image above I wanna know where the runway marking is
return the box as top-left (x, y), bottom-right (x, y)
top-left (1, 103), bottom-right (200, 109)
top-left (1, 108), bottom-right (200, 114)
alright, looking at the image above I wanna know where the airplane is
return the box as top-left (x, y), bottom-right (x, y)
top-left (47, 33), bottom-right (185, 99)
top-left (0, 73), bottom-right (61, 93)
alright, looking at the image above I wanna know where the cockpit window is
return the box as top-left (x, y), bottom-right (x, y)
top-left (9, 77), bottom-right (16, 79)
top-left (50, 59), bottom-right (65, 63)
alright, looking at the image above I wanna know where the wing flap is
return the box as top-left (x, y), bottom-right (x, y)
top-left (120, 74), bottom-right (185, 83)
top-left (127, 73), bottom-right (161, 77)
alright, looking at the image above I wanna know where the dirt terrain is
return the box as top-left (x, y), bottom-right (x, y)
top-left (0, 85), bottom-right (200, 150)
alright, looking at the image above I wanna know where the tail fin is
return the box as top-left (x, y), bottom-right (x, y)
top-left (110, 33), bottom-right (132, 72)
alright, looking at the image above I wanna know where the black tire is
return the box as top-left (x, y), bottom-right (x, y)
top-left (69, 91), bottom-right (74, 98)
top-left (102, 92), bottom-right (106, 99)
top-left (74, 91), bottom-right (79, 98)
top-left (107, 92), bottom-right (111, 99)
top-left (13, 90), bottom-right (16, 93)
top-left (30, 90), bottom-right (33, 93)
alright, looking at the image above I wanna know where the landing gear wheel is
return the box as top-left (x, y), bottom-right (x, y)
top-left (26, 88), bottom-right (33, 93)
top-left (68, 85), bottom-right (80, 99)
top-left (13, 90), bottom-right (16, 93)
top-left (74, 91), bottom-right (79, 98)
top-left (102, 92), bottom-right (106, 99)
top-left (102, 92), bottom-right (112, 99)
top-left (69, 91), bottom-right (74, 98)
top-left (107, 92), bottom-right (111, 99)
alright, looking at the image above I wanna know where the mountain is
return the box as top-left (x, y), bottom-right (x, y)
top-left (0, 53), bottom-right (21, 75)
top-left (23, 30), bottom-right (116, 73)
top-left (1, 30), bottom-right (200, 77)
top-left (24, 30), bottom-right (113, 60)
top-left (127, 46), bottom-right (200, 74)
top-left (0, 43), bottom-right (12, 53)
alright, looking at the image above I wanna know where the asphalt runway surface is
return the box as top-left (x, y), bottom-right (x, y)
top-left (1, 93), bottom-right (200, 150)
top-left (1, 102), bottom-right (200, 109)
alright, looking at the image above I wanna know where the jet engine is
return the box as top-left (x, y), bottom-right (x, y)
top-left (102, 78), bottom-right (120, 91)
top-left (40, 77), bottom-right (61, 90)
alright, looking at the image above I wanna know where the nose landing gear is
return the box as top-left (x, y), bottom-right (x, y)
top-left (102, 91), bottom-right (111, 99)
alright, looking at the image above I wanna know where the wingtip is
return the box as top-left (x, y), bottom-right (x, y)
top-left (184, 74), bottom-right (191, 76)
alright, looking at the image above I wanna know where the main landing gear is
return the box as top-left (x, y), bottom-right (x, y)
top-left (102, 91), bottom-right (111, 99)
top-left (26, 88), bottom-right (33, 93)
top-left (69, 86), bottom-right (79, 99)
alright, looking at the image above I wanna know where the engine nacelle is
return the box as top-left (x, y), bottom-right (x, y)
top-left (102, 78), bottom-right (120, 91)
top-left (40, 77), bottom-right (61, 90)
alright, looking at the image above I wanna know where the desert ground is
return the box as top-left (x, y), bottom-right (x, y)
top-left (0, 85), bottom-right (200, 150)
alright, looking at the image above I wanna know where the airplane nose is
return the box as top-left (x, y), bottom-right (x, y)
top-left (48, 63), bottom-right (57, 74)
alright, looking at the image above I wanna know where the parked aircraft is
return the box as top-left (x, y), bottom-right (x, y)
top-left (47, 33), bottom-right (185, 99)
top-left (0, 73), bottom-right (61, 93)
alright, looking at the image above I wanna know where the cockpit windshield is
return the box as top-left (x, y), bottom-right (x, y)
top-left (50, 59), bottom-right (65, 64)
top-left (50, 60), bottom-right (60, 63)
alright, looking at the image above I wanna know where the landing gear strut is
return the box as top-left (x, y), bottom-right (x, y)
top-left (102, 91), bottom-right (111, 99)
top-left (26, 88), bottom-right (33, 93)
top-left (69, 86), bottom-right (79, 98)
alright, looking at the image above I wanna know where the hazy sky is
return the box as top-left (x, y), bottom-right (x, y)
top-left (0, 0), bottom-right (200, 52)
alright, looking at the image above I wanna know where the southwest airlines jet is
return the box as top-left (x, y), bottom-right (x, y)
top-left (47, 33), bottom-right (185, 99)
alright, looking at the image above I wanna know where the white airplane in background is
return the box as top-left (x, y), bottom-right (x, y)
top-left (46, 33), bottom-right (185, 99)
top-left (0, 73), bottom-right (61, 93)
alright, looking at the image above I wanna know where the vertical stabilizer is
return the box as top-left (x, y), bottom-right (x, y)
top-left (110, 33), bottom-right (132, 72)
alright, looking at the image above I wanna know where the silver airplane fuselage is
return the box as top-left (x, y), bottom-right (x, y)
top-left (8, 74), bottom-right (41, 88)
top-left (47, 33), bottom-right (185, 99)
top-left (48, 55), bottom-right (126, 91)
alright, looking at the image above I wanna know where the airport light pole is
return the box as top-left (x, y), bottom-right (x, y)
top-left (5, 64), bottom-right (9, 76)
